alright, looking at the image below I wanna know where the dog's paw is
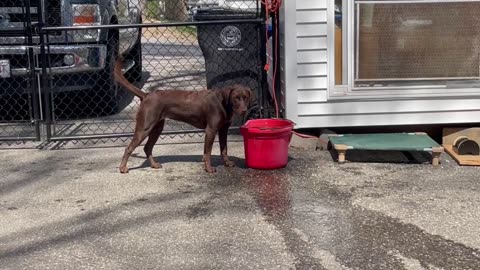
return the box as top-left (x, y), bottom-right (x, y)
top-left (205, 167), bottom-right (217, 173)
top-left (151, 162), bottom-right (163, 169)
top-left (119, 166), bottom-right (129, 174)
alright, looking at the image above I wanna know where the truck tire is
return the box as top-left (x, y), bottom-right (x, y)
top-left (125, 29), bottom-right (143, 82)
top-left (97, 31), bottom-right (120, 115)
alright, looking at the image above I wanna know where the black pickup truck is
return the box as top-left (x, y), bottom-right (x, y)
top-left (0, 0), bottom-right (144, 118)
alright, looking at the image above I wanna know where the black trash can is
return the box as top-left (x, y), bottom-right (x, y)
top-left (194, 8), bottom-right (265, 103)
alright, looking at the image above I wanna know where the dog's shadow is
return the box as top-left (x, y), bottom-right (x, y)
top-left (130, 153), bottom-right (247, 170)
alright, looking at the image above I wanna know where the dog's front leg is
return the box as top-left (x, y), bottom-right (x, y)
top-left (203, 127), bottom-right (217, 173)
top-left (219, 123), bottom-right (235, 167)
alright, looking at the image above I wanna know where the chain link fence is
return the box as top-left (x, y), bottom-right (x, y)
top-left (0, 0), bottom-right (267, 145)
top-left (0, 0), bottom-right (43, 144)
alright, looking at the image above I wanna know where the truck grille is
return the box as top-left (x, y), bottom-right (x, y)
top-left (0, 0), bottom-right (62, 37)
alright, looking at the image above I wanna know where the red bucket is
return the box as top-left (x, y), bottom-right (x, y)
top-left (240, 118), bottom-right (295, 170)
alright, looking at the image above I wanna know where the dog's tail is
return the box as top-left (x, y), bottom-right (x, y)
top-left (114, 56), bottom-right (147, 100)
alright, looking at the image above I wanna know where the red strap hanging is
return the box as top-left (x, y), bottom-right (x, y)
top-left (262, 0), bottom-right (282, 118)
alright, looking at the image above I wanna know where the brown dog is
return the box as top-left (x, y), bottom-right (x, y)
top-left (114, 57), bottom-right (252, 173)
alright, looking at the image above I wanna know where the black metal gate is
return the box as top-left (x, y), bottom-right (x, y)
top-left (0, 0), bottom-right (42, 143)
top-left (0, 0), bottom-right (267, 145)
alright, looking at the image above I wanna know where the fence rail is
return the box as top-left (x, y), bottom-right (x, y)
top-left (0, 0), bottom-right (269, 146)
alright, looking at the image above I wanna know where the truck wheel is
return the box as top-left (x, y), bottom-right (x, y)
top-left (125, 30), bottom-right (143, 82)
top-left (97, 31), bottom-right (119, 115)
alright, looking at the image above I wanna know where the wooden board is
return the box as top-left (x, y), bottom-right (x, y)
top-left (444, 145), bottom-right (480, 166)
top-left (442, 127), bottom-right (480, 166)
top-left (443, 127), bottom-right (480, 145)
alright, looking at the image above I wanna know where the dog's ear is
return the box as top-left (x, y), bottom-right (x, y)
top-left (227, 84), bottom-right (242, 97)
top-left (216, 84), bottom-right (236, 105)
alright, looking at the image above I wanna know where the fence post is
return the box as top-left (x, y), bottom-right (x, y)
top-left (37, 0), bottom-right (52, 141)
top-left (25, 0), bottom-right (42, 141)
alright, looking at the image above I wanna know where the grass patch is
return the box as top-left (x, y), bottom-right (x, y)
top-left (176, 25), bottom-right (197, 36)
top-left (161, 19), bottom-right (198, 37)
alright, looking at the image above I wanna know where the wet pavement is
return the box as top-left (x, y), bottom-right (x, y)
top-left (1, 136), bottom-right (480, 269)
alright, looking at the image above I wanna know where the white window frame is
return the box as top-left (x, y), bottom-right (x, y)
top-left (328, 0), bottom-right (480, 100)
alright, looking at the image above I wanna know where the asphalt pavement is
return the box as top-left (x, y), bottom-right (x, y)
top-left (1, 135), bottom-right (479, 269)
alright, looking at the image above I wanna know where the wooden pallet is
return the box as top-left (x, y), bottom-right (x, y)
top-left (329, 133), bottom-right (444, 166)
top-left (442, 127), bottom-right (480, 166)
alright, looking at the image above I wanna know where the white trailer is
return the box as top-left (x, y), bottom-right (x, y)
top-left (277, 0), bottom-right (480, 129)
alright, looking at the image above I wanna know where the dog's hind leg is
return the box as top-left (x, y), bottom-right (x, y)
top-left (120, 133), bottom-right (148, 173)
top-left (144, 119), bottom-right (165, 169)
top-left (119, 109), bottom-right (155, 174)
